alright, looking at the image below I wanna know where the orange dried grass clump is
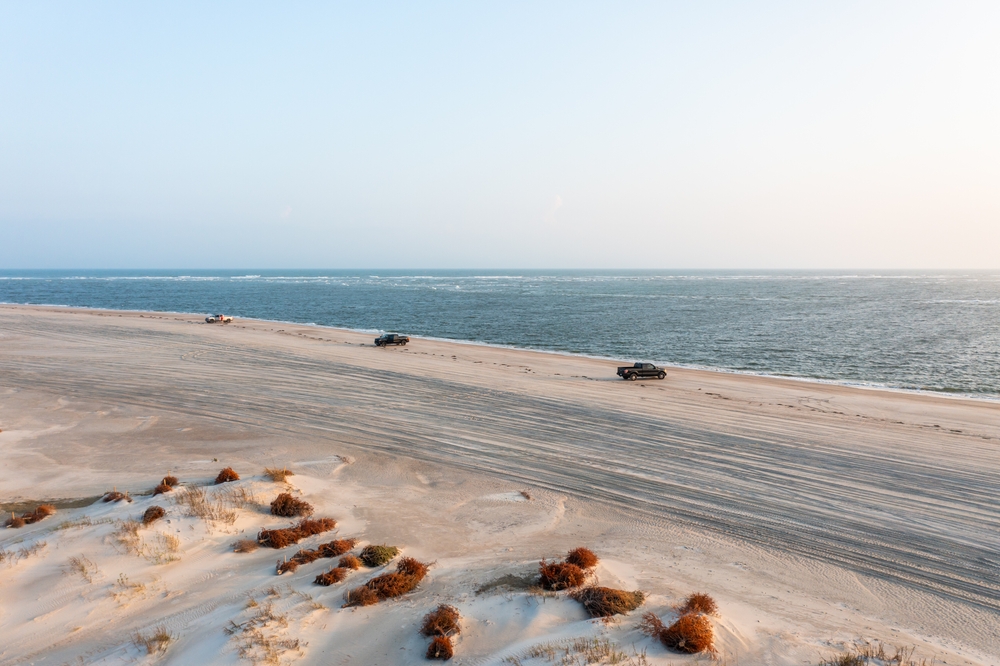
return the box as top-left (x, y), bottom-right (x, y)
top-left (142, 506), bottom-right (166, 525)
top-left (677, 592), bottom-right (718, 616)
top-left (319, 538), bottom-right (358, 558)
top-left (276, 559), bottom-right (299, 575)
top-left (257, 517), bottom-right (337, 549)
top-left (538, 560), bottom-right (586, 591)
top-left (640, 611), bottom-right (715, 655)
top-left (420, 605), bottom-right (461, 638)
top-left (6, 504), bottom-right (58, 528)
top-left (343, 586), bottom-right (379, 607)
top-left (215, 467), bottom-right (240, 484)
top-left (270, 493), bottom-right (314, 518)
top-left (103, 489), bottom-right (130, 503)
top-left (314, 567), bottom-right (348, 586)
top-left (565, 547), bottom-right (599, 569)
top-left (275, 546), bottom-right (326, 574)
top-left (396, 557), bottom-right (429, 578)
top-left (571, 586), bottom-right (645, 617)
top-left (339, 554), bottom-right (362, 570)
top-left (34, 504), bottom-right (56, 519)
top-left (5, 513), bottom-right (26, 528)
top-left (366, 572), bottom-right (417, 598)
top-left (162, 475), bottom-right (179, 487)
top-left (343, 557), bottom-right (431, 607)
top-left (426, 636), bottom-right (454, 660)
top-left (153, 483), bottom-right (173, 495)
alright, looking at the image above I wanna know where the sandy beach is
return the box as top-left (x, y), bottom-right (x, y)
top-left (1, 304), bottom-right (998, 665)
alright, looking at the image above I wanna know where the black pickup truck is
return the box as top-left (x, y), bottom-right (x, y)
top-left (374, 333), bottom-right (410, 347)
top-left (617, 363), bottom-right (666, 381)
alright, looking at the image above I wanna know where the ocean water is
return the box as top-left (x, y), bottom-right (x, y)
top-left (2, 270), bottom-right (999, 398)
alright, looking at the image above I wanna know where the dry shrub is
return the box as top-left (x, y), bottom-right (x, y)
top-left (258, 527), bottom-right (297, 550)
top-left (677, 592), bottom-right (718, 616)
top-left (538, 560), bottom-right (586, 591)
top-left (0, 541), bottom-right (46, 564)
top-left (148, 532), bottom-right (180, 564)
top-left (103, 489), bottom-right (130, 503)
top-left (234, 539), bottom-right (259, 553)
top-left (359, 543), bottom-right (399, 567)
top-left (339, 554), bottom-right (361, 570)
top-left (276, 547), bottom-right (328, 574)
top-left (153, 483), bottom-right (173, 495)
top-left (5, 513), bottom-right (26, 528)
top-left (226, 601), bottom-right (301, 665)
top-left (565, 547), bottom-right (599, 570)
top-left (276, 559), bottom-right (299, 575)
top-left (6, 504), bottom-right (58, 527)
top-left (426, 636), bottom-right (454, 660)
top-left (142, 506), bottom-right (166, 525)
top-left (343, 557), bottom-right (430, 606)
top-left (298, 517), bottom-right (336, 536)
top-left (215, 467), bottom-right (240, 484)
top-left (343, 586), bottom-right (379, 607)
top-left (34, 504), bottom-right (56, 519)
top-left (114, 519), bottom-right (144, 555)
top-left (819, 640), bottom-right (931, 666)
top-left (67, 555), bottom-right (98, 582)
top-left (318, 538), bottom-right (358, 558)
top-left (293, 549), bottom-right (321, 565)
top-left (220, 485), bottom-right (260, 510)
top-left (162, 475), bottom-right (179, 487)
top-left (396, 556), bottom-right (428, 578)
top-left (264, 467), bottom-right (294, 482)
top-left (420, 605), bottom-right (461, 638)
top-left (270, 493), bottom-right (314, 518)
top-left (365, 572), bottom-right (416, 598)
top-left (133, 625), bottom-right (172, 654)
top-left (177, 487), bottom-right (237, 524)
top-left (314, 567), bottom-right (348, 586)
top-left (257, 517), bottom-right (337, 549)
top-left (640, 612), bottom-right (714, 654)
top-left (571, 586), bottom-right (645, 617)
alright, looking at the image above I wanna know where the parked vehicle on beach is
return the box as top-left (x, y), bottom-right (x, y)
top-left (205, 314), bottom-right (233, 324)
top-left (374, 333), bottom-right (409, 347)
top-left (617, 363), bottom-right (666, 381)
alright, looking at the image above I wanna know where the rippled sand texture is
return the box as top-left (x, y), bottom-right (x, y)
top-left (1, 305), bottom-right (998, 665)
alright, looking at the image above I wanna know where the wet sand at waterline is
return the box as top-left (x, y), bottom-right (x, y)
top-left (1, 304), bottom-right (998, 665)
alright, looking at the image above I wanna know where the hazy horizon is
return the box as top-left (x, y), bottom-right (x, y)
top-left (2, 2), bottom-right (998, 270)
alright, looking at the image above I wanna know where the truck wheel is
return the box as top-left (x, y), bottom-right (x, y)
top-left (629, 373), bottom-right (637, 381)
top-left (658, 372), bottom-right (666, 379)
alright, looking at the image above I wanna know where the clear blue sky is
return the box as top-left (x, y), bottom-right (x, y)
top-left (1, 2), bottom-right (997, 268)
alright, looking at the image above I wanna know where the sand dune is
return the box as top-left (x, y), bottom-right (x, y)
top-left (1, 305), bottom-right (998, 665)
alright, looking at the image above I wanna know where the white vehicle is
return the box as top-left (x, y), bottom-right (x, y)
top-left (205, 314), bottom-right (233, 324)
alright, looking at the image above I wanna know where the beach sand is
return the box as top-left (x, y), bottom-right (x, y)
top-left (1, 304), bottom-right (998, 665)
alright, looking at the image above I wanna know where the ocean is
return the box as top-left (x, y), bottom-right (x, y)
top-left (2, 269), bottom-right (999, 398)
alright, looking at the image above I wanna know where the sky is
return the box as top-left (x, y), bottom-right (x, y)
top-left (1, 2), bottom-right (998, 269)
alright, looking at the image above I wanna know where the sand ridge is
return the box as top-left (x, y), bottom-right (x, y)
top-left (0, 305), bottom-right (998, 665)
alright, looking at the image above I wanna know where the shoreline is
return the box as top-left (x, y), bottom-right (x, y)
top-left (1, 303), bottom-right (998, 664)
top-left (3, 301), bottom-right (997, 405)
